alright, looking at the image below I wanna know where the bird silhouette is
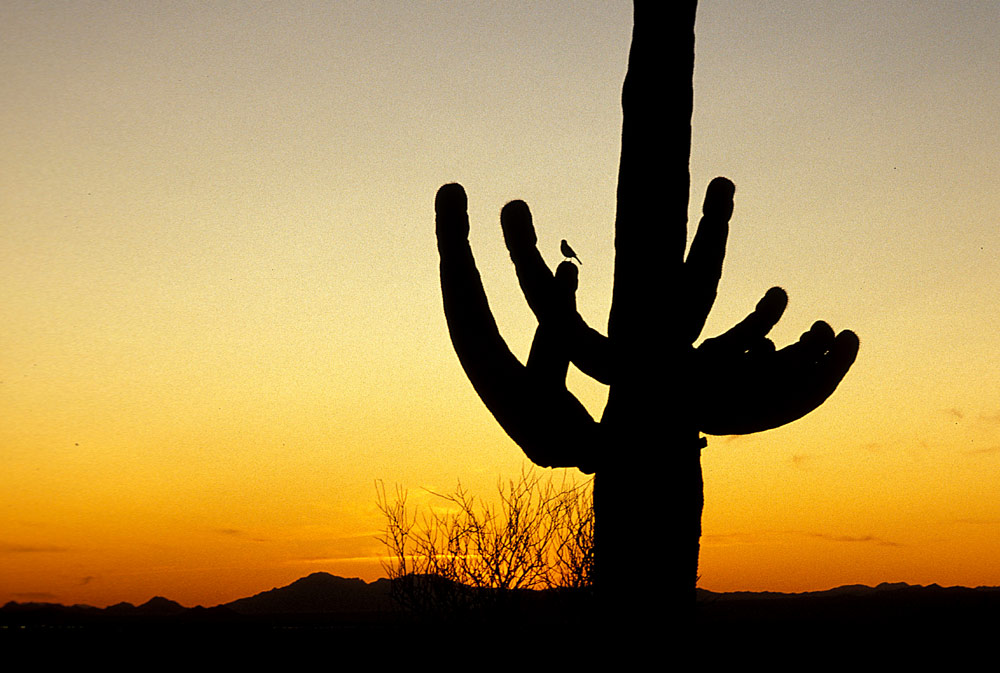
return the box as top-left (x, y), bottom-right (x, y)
top-left (560, 239), bottom-right (582, 265)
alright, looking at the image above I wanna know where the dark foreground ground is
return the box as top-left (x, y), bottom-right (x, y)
top-left (4, 577), bottom-right (997, 661)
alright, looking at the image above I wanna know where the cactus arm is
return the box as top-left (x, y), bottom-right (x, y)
top-left (684, 177), bottom-right (860, 435)
top-left (524, 318), bottom-right (600, 474)
top-left (436, 183), bottom-right (599, 471)
top-left (759, 325), bottom-right (859, 430)
top-left (699, 286), bottom-right (789, 356)
top-left (499, 200), bottom-right (613, 384)
top-left (696, 299), bottom-right (860, 435)
top-left (682, 177), bottom-right (735, 344)
top-left (525, 262), bottom-right (576, 385)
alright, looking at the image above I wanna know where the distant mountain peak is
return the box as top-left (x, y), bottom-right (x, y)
top-left (874, 581), bottom-right (913, 591)
top-left (292, 572), bottom-right (364, 586)
top-left (136, 596), bottom-right (186, 614)
top-left (223, 573), bottom-right (393, 615)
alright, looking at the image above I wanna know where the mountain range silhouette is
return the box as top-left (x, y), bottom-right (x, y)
top-left (5, 573), bottom-right (1000, 637)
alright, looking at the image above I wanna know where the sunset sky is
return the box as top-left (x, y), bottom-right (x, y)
top-left (3, 0), bottom-right (1000, 608)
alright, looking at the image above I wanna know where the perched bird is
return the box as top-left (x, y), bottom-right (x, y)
top-left (560, 239), bottom-right (582, 265)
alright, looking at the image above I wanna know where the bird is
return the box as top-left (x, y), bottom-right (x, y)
top-left (560, 239), bottom-right (582, 265)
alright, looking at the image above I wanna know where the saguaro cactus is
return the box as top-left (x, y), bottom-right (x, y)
top-left (434, 1), bottom-right (859, 618)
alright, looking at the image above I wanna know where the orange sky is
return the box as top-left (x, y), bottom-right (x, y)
top-left (3, 1), bottom-right (1000, 607)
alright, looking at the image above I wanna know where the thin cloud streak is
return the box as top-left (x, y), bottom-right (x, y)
top-left (806, 533), bottom-right (901, 547)
top-left (702, 530), bottom-right (901, 547)
top-left (294, 555), bottom-right (389, 565)
top-left (962, 445), bottom-right (1000, 456)
top-left (12, 591), bottom-right (59, 601)
top-left (978, 410), bottom-right (1000, 424)
top-left (210, 528), bottom-right (269, 542)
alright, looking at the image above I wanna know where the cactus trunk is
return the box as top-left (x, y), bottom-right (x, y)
top-left (593, 443), bottom-right (703, 614)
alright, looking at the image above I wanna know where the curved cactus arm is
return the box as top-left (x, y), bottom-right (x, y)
top-left (524, 318), bottom-right (600, 474)
top-left (499, 200), bottom-right (612, 384)
top-left (695, 294), bottom-right (860, 435)
top-left (682, 177), bottom-right (735, 344)
top-left (436, 183), bottom-right (600, 472)
top-left (699, 286), bottom-right (789, 355)
top-left (525, 262), bottom-right (577, 382)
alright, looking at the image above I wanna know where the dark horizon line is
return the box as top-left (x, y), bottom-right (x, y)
top-left (6, 571), bottom-right (1000, 611)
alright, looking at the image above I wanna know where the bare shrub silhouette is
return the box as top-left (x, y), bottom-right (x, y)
top-left (432, 0), bottom-right (859, 626)
top-left (376, 470), bottom-right (593, 614)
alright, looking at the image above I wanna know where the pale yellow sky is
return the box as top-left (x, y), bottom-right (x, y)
top-left (2, 1), bottom-right (1000, 606)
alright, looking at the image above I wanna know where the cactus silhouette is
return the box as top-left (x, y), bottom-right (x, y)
top-left (433, 1), bottom-right (859, 621)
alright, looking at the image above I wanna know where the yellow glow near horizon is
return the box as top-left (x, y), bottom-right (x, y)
top-left (3, 1), bottom-right (1000, 607)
